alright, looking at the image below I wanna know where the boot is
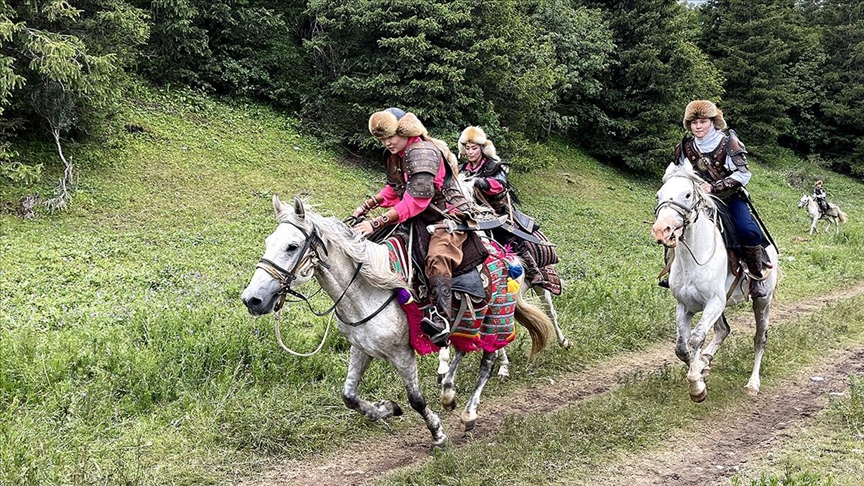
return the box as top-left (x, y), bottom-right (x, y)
top-left (516, 242), bottom-right (544, 287)
top-left (742, 245), bottom-right (767, 298)
top-left (422, 275), bottom-right (452, 346)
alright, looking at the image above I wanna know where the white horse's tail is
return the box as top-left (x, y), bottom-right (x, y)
top-left (513, 280), bottom-right (554, 357)
top-left (838, 210), bottom-right (848, 223)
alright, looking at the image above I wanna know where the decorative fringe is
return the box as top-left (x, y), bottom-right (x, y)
top-left (507, 278), bottom-right (520, 294)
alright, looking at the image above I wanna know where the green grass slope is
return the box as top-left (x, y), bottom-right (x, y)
top-left (1, 88), bottom-right (863, 484)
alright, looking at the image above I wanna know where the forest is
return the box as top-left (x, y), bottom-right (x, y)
top-left (0, 0), bottom-right (862, 199)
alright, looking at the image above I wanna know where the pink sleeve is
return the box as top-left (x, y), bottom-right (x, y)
top-left (483, 178), bottom-right (505, 195)
top-left (376, 185), bottom-right (401, 207)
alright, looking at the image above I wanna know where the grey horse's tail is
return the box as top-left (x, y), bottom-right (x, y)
top-left (513, 280), bottom-right (554, 357)
top-left (838, 210), bottom-right (849, 223)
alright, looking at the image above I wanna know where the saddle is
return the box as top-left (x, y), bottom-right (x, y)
top-left (381, 231), bottom-right (519, 354)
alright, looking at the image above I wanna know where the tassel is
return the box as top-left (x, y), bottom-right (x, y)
top-left (507, 278), bottom-right (520, 294)
top-left (508, 263), bottom-right (524, 280)
top-left (397, 288), bottom-right (413, 305)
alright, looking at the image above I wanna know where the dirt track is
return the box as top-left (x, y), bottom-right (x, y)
top-left (239, 285), bottom-right (864, 486)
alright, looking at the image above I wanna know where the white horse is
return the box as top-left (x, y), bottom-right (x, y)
top-left (651, 161), bottom-right (778, 402)
top-left (456, 173), bottom-right (570, 355)
top-left (798, 194), bottom-right (848, 235)
top-left (241, 196), bottom-right (552, 443)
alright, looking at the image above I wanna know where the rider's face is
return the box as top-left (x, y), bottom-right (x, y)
top-left (689, 118), bottom-right (713, 138)
top-left (465, 143), bottom-right (483, 164)
top-left (379, 135), bottom-right (409, 154)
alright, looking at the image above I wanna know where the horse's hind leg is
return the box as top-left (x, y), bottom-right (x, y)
top-left (700, 313), bottom-right (731, 377)
top-left (440, 349), bottom-right (466, 412)
top-left (538, 287), bottom-right (569, 348)
top-left (745, 298), bottom-right (771, 396)
top-left (461, 350), bottom-right (497, 433)
top-left (342, 346), bottom-right (402, 420)
top-left (496, 347), bottom-right (510, 380)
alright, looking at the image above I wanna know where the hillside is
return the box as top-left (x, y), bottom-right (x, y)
top-left (1, 89), bottom-right (863, 485)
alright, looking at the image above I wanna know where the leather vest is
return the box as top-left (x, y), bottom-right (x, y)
top-left (460, 159), bottom-right (511, 212)
top-left (680, 136), bottom-right (733, 184)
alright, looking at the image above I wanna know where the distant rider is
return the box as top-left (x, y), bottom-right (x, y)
top-left (813, 180), bottom-right (829, 214)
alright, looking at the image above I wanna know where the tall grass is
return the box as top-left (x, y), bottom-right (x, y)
top-left (2, 87), bottom-right (864, 483)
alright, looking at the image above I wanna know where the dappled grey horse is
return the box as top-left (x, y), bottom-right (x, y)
top-left (798, 194), bottom-right (848, 235)
top-left (652, 161), bottom-right (778, 402)
top-left (241, 196), bottom-right (552, 444)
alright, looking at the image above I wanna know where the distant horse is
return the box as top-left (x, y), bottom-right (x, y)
top-left (798, 194), bottom-right (848, 235)
top-left (241, 196), bottom-right (552, 444)
top-left (456, 174), bottom-right (570, 354)
top-left (651, 161), bottom-right (779, 402)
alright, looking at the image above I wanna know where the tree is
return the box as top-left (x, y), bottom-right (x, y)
top-left (575, 0), bottom-right (723, 173)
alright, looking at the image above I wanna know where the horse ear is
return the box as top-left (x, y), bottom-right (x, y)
top-left (663, 162), bottom-right (678, 177)
top-left (272, 194), bottom-right (284, 219)
top-left (293, 196), bottom-right (305, 220)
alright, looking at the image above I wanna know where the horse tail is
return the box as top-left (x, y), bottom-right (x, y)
top-left (513, 280), bottom-right (554, 357)
top-left (839, 210), bottom-right (848, 223)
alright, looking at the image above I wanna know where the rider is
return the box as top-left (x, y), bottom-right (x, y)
top-left (671, 100), bottom-right (770, 298)
top-left (352, 108), bottom-right (475, 346)
top-left (457, 125), bottom-right (557, 290)
top-left (813, 180), bottom-right (829, 214)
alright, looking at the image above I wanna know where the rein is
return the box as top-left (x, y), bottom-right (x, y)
top-left (256, 220), bottom-right (398, 355)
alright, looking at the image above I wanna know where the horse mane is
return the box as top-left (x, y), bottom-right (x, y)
top-left (278, 205), bottom-right (407, 290)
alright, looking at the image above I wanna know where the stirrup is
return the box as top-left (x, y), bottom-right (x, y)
top-left (421, 308), bottom-right (450, 346)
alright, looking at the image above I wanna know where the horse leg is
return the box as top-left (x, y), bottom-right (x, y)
top-left (391, 348), bottom-right (448, 448)
top-left (538, 287), bottom-right (569, 348)
top-left (342, 346), bottom-right (402, 420)
top-left (461, 350), bottom-right (497, 433)
top-left (674, 306), bottom-right (695, 364)
top-left (437, 345), bottom-right (451, 383)
top-left (699, 313), bottom-right (731, 378)
top-left (440, 349), bottom-right (466, 412)
top-left (745, 296), bottom-right (771, 397)
top-left (809, 217), bottom-right (817, 235)
top-left (496, 347), bottom-right (510, 380)
top-left (686, 299), bottom-right (725, 402)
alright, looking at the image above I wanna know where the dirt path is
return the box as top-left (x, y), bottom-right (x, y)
top-left (240, 284), bottom-right (864, 486)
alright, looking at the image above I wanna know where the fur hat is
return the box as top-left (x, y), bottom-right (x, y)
top-left (368, 108), bottom-right (427, 138)
top-left (458, 126), bottom-right (499, 161)
top-left (683, 100), bottom-right (727, 130)
top-left (815, 180), bottom-right (823, 187)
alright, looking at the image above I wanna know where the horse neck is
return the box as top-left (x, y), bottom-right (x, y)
top-left (679, 209), bottom-right (722, 262)
top-left (313, 241), bottom-right (392, 321)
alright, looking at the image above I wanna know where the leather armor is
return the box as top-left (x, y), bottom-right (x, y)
top-left (676, 130), bottom-right (749, 200)
top-left (386, 141), bottom-right (472, 222)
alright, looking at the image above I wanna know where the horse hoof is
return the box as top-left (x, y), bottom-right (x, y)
top-left (690, 389), bottom-right (708, 403)
top-left (462, 419), bottom-right (476, 433)
top-left (559, 338), bottom-right (571, 348)
top-left (437, 373), bottom-right (444, 384)
top-left (431, 436), bottom-right (449, 452)
top-left (497, 372), bottom-right (510, 381)
top-left (443, 399), bottom-right (456, 412)
top-left (392, 402), bottom-right (404, 417)
top-left (744, 385), bottom-right (759, 397)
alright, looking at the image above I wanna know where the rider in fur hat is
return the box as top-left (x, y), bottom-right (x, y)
top-left (669, 100), bottom-right (771, 298)
top-left (458, 126), bottom-right (560, 293)
top-left (353, 108), bottom-right (475, 346)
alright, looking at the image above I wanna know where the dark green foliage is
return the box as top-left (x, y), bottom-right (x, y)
top-left (697, 0), bottom-right (816, 149)
top-left (576, 0), bottom-right (723, 173)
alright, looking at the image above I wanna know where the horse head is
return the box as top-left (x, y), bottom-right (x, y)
top-left (797, 194), bottom-right (811, 209)
top-left (241, 195), bottom-right (323, 315)
top-left (651, 162), bottom-right (708, 248)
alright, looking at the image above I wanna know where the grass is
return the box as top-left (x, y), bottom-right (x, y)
top-left (2, 85), bottom-right (864, 484)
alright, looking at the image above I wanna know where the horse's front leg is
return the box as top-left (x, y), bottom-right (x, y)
top-left (391, 347), bottom-right (448, 448)
top-left (686, 298), bottom-right (725, 402)
top-left (674, 305), bottom-right (695, 364)
top-left (440, 349), bottom-right (466, 412)
top-left (809, 216), bottom-right (818, 235)
top-left (342, 345), bottom-right (402, 420)
top-left (460, 350), bottom-right (497, 433)
top-left (700, 313), bottom-right (731, 377)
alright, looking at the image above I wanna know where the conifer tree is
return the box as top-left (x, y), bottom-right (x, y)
top-left (577, 0), bottom-right (723, 173)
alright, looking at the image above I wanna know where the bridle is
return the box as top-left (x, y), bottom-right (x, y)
top-left (654, 177), bottom-right (717, 266)
top-left (255, 221), bottom-right (396, 332)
